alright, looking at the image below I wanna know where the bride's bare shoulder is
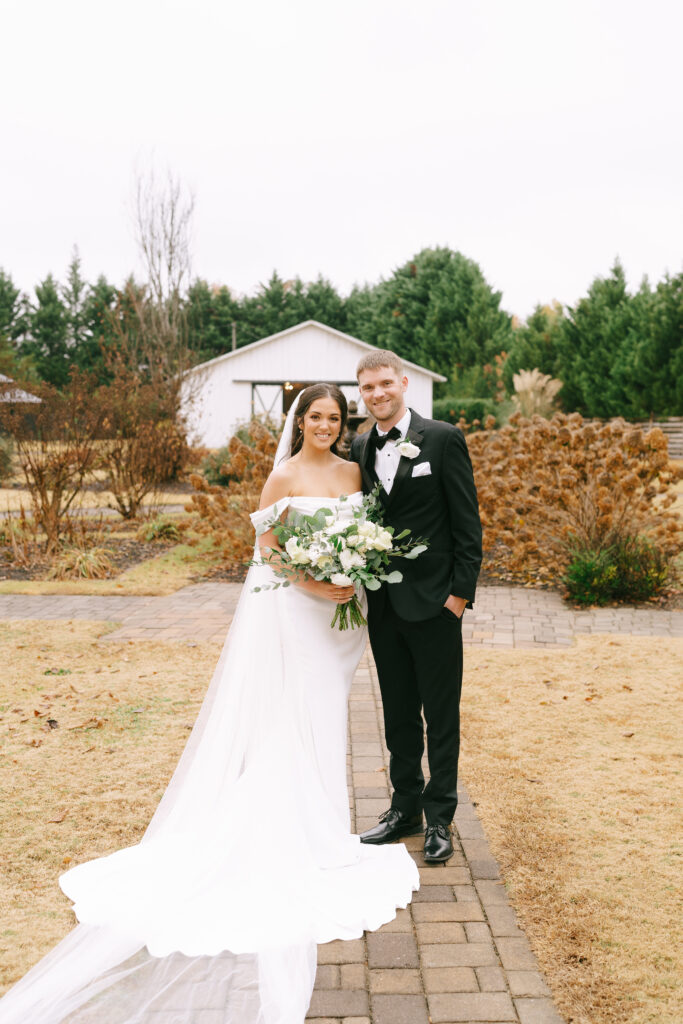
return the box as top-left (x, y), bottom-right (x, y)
top-left (259, 463), bottom-right (296, 508)
top-left (334, 456), bottom-right (362, 491)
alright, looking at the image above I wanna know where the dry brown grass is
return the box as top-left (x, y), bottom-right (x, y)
top-left (462, 636), bottom-right (683, 1024)
top-left (0, 487), bottom-right (186, 514)
top-left (1, 625), bottom-right (681, 1024)
top-left (0, 621), bottom-right (220, 993)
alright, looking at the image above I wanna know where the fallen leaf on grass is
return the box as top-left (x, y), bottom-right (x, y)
top-left (622, 732), bottom-right (635, 738)
top-left (48, 811), bottom-right (67, 823)
top-left (68, 717), bottom-right (106, 731)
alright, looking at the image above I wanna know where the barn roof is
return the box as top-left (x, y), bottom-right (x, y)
top-left (185, 320), bottom-right (447, 383)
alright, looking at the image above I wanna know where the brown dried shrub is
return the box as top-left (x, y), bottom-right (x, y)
top-left (0, 373), bottom-right (105, 554)
top-left (96, 361), bottom-right (192, 519)
top-left (467, 412), bottom-right (682, 588)
top-left (184, 419), bottom-right (278, 570)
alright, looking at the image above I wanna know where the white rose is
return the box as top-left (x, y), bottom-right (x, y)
top-left (324, 520), bottom-right (348, 536)
top-left (285, 537), bottom-right (311, 564)
top-left (346, 533), bottom-right (361, 547)
top-left (330, 572), bottom-right (353, 586)
top-left (373, 529), bottom-right (393, 551)
top-left (396, 440), bottom-right (420, 459)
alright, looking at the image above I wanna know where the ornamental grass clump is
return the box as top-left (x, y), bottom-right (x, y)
top-left (185, 418), bottom-right (278, 569)
top-left (48, 545), bottom-right (114, 580)
top-left (136, 515), bottom-right (181, 543)
top-left (467, 411), bottom-right (681, 598)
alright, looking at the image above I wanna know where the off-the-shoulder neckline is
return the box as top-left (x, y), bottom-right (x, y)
top-left (288, 491), bottom-right (363, 500)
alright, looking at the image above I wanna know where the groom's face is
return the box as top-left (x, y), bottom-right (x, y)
top-left (358, 365), bottom-right (408, 427)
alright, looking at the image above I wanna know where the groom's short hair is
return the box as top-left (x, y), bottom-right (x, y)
top-left (356, 349), bottom-right (404, 379)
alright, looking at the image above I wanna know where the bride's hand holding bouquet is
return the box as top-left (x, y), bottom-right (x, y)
top-left (254, 486), bottom-right (427, 630)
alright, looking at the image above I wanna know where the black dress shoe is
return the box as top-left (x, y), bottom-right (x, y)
top-left (424, 824), bottom-right (454, 863)
top-left (359, 808), bottom-right (424, 845)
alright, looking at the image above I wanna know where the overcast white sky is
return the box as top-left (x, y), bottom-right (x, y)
top-left (2, 0), bottom-right (681, 318)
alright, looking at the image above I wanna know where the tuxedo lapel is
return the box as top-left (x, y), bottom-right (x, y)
top-left (385, 409), bottom-right (426, 507)
top-left (358, 431), bottom-right (378, 493)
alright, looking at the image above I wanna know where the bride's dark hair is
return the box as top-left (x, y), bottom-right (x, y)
top-left (290, 383), bottom-right (348, 458)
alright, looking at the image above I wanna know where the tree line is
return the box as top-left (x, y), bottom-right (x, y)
top-left (0, 246), bottom-right (680, 418)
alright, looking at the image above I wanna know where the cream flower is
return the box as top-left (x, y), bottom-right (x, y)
top-left (340, 547), bottom-right (366, 571)
top-left (396, 439), bottom-right (420, 459)
top-left (330, 572), bottom-right (353, 586)
top-left (285, 537), bottom-right (311, 564)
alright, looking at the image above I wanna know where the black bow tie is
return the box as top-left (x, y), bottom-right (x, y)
top-left (373, 426), bottom-right (401, 450)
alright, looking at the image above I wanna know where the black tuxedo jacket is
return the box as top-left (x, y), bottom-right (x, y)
top-left (350, 410), bottom-right (482, 622)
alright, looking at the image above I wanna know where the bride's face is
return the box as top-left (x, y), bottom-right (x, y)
top-left (299, 397), bottom-right (343, 452)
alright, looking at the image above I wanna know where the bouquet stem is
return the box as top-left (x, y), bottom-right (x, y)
top-left (331, 594), bottom-right (367, 631)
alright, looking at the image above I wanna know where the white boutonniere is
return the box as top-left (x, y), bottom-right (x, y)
top-left (395, 438), bottom-right (420, 459)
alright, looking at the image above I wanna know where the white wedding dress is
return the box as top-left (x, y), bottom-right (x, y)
top-left (0, 492), bottom-right (419, 1024)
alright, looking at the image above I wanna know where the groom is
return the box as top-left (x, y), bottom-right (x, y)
top-left (350, 350), bottom-right (482, 863)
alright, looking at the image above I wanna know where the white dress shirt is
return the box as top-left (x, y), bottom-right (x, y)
top-left (374, 408), bottom-right (412, 494)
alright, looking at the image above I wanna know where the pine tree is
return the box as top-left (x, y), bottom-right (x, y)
top-left (611, 273), bottom-right (683, 417)
top-left (0, 268), bottom-right (26, 342)
top-left (24, 274), bottom-right (70, 386)
top-left (341, 248), bottom-right (513, 383)
top-left (75, 275), bottom-right (119, 380)
top-left (0, 268), bottom-right (34, 380)
top-left (556, 261), bottom-right (637, 417)
top-left (62, 249), bottom-right (89, 353)
top-left (186, 280), bottom-right (239, 359)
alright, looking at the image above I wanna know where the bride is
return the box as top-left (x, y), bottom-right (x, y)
top-left (0, 383), bottom-right (419, 1024)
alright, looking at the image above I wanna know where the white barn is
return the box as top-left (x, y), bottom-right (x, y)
top-left (181, 320), bottom-right (446, 448)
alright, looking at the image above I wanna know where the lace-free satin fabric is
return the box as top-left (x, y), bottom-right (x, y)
top-left (0, 495), bottom-right (418, 1024)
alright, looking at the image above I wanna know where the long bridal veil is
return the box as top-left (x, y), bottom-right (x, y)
top-left (0, 390), bottom-right (417, 1023)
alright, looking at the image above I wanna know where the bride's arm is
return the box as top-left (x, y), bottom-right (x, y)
top-left (256, 471), bottom-right (354, 604)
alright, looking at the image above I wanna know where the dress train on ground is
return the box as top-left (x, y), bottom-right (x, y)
top-left (0, 495), bottom-right (418, 1024)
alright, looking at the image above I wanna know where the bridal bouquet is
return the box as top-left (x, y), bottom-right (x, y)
top-left (253, 489), bottom-right (427, 630)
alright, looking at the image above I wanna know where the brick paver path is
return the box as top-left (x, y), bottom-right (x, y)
top-left (3, 582), bottom-right (681, 1022)
top-left (312, 648), bottom-right (565, 1024)
top-left (1, 582), bottom-right (681, 645)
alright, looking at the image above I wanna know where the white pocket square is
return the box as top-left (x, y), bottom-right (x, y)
top-left (412, 461), bottom-right (431, 478)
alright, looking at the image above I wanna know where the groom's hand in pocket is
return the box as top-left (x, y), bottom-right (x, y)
top-left (444, 594), bottom-right (466, 619)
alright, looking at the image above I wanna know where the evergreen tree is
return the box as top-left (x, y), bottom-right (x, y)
top-left (503, 302), bottom-right (566, 390)
top-left (292, 275), bottom-right (347, 332)
top-left (611, 273), bottom-right (683, 417)
top-left (557, 261), bottom-right (638, 417)
top-left (62, 249), bottom-right (89, 352)
top-left (0, 268), bottom-right (35, 380)
top-left (345, 281), bottom-right (389, 344)
top-left (24, 274), bottom-right (70, 386)
top-left (0, 268), bottom-right (26, 342)
top-left (186, 280), bottom-right (239, 360)
top-left (342, 248), bottom-right (513, 385)
top-left (74, 275), bottom-right (119, 380)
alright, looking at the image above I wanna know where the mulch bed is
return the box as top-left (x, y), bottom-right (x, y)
top-left (1, 531), bottom-right (680, 608)
top-left (0, 535), bottom-right (175, 582)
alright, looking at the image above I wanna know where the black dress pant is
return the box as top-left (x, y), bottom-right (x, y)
top-left (368, 600), bottom-right (463, 825)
